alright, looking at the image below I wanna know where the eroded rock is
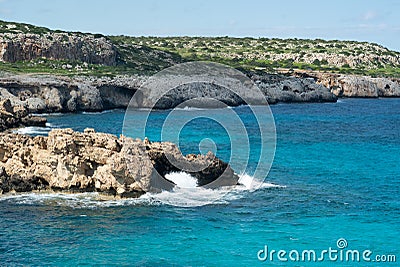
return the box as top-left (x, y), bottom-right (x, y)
top-left (0, 99), bottom-right (46, 131)
top-left (0, 128), bottom-right (239, 197)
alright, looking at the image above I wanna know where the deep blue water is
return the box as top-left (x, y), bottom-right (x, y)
top-left (1, 98), bottom-right (399, 266)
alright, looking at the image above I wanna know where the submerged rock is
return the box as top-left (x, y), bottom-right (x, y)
top-left (0, 128), bottom-right (239, 197)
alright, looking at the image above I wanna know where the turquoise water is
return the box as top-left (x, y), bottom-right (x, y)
top-left (1, 98), bottom-right (399, 266)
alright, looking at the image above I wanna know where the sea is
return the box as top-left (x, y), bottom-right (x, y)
top-left (1, 98), bottom-right (399, 266)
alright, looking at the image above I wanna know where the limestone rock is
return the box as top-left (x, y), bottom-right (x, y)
top-left (0, 73), bottom-right (139, 113)
top-left (295, 71), bottom-right (400, 98)
top-left (249, 72), bottom-right (337, 104)
top-left (0, 128), bottom-right (239, 197)
top-left (0, 70), bottom-right (397, 115)
top-left (0, 32), bottom-right (117, 66)
top-left (0, 98), bottom-right (47, 131)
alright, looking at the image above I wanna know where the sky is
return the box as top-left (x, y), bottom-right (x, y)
top-left (1, 0), bottom-right (400, 51)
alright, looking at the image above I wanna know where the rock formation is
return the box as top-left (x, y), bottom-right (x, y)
top-left (248, 71), bottom-right (337, 103)
top-left (0, 128), bottom-right (239, 197)
top-left (0, 70), bottom-right (398, 116)
top-left (0, 71), bottom-right (337, 113)
top-left (0, 98), bottom-right (46, 131)
top-left (0, 73), bottom-right (143, 113)
top-left (293, 71), bottom-right (400, 98)
top-left (0, 32), bottom-right (117, 65)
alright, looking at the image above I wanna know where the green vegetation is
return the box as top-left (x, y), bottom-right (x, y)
top-left (0, 20), bottom-right (51, 35)
top-left (111, 35), bottom-right (183, 73)
top-left (119, 36), bottom-right (400, 77)
top-left (0, 58), bottom-right (145, 77)
top-left (1, 20), bottom-right (400, 78)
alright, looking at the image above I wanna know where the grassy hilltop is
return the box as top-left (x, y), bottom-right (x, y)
top-left (1, 20), bottom-right (400, 77)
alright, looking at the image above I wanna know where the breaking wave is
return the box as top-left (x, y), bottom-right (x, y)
top-left (0, 174), bottom-right (285, 208)
top-left (13, 125), bottom-right (52, 135)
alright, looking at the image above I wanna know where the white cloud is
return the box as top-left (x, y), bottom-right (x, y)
top-left (362, 11), bottom-right (377, 21)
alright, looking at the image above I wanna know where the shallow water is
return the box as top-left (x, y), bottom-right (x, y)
top-left (1, 98), bottom-right (399, 266)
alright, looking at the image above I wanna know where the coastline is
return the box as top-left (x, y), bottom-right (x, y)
top-left (1, 70), bottom-right (399, 115)
top-left (0, 128), bottom-right (239, 197)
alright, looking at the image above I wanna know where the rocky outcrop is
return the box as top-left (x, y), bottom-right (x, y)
top-left (0, 128), bottom-right (239, 196)
top-left (131, 69), bottom-right (337, 109)
top-left (0, 71), bottom-right (337, 113)
top-left (0, 98), bottom-right (46, 131)
top-left (1, 70), bottom-right (397, 116)
top-left (0, 73), bottom-right (144, 113)
top-left (1, 69), bottom-right (399, 116)
top-left (0, 32), bottom-right (117, 65)
top-left (248, 72), bottom-right (337, 104)
top-left (294, 71), bottom-right (400, 98)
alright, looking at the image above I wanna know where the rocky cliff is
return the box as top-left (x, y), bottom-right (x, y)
top-left (248, 71), bottom-right (337, 103)
top-left (293, 71), bottom-right (400, 97)
top-left (0, 73), bottom-right (144, 113)
top-left (0, 128), bottom-right (239, 196)
top-left (0, 32), bottom-right (117, 66)
top-left (0, 71), bottom-right (337, 114)
top-left (1, 69), bottom-right (399, 118)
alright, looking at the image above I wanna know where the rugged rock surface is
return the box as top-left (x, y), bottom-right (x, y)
top-left (294, 71), bottom-right (400, 98)
top-left (1, 70), bottom-right (398, 115)
top-left (0, 128), bottom-right (239, 196)
top-left (248, 72), bottom-right (337, 103)
top-left (0, 98), bottom-right (46, 131)
top-left (0, 32), bottom-right (117, 65)
top-left (0, 71), bottom-right (337, 113)
top-left (0, 73), bottom-right (143, 113)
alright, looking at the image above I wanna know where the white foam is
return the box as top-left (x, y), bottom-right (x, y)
top-left (173, 106), bottom-right (208, 111)
top-left (0, 192), bottom-right (162, 208)
top-left (81, 109), bottom-right (117, 115)
top-left (165, 171), bottom-right (198, 188)
top-left (144, 188), bottom-right (229, 207)
top-left (141, 173), bottom-right (286, 207)
top-left (13, 126), bottom-right (52, 135)
top-left (238, 173), bottom-right (255, 189)
top-left (0, 174), bottom-right (285, 208)
top-left (237, 173), bottom-right (285, 190)
top-left (32, 112), bottom-right (63, 117)
top-left (171, 106), bottom-right (233, 111)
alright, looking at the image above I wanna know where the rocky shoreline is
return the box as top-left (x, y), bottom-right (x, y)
top-left (1, 71), bottom-right (399, 116)
top-left (0, 71), bottom-right (337, 114)
top-left (0, 128), bottom-right (238, 197)
top-left (1, 70), bottom-right (399, 198)
top-left (0, 69), bottom-right (398, 132)
top-left (292, 70), bottom-right (400, 98)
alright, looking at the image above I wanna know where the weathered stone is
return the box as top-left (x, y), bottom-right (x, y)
top-left (0, 32), bottom-right (117, 66)
top-left (20, 115), bottom-right (46, 127)
top-left (0, 128), bottom-right (239, 197)
top-left (249, 71), bottom-right (337, 104)
top-left (294, 71), bottom-right (400, 98)
top-left (0, 98), bottom-right (47, 131)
